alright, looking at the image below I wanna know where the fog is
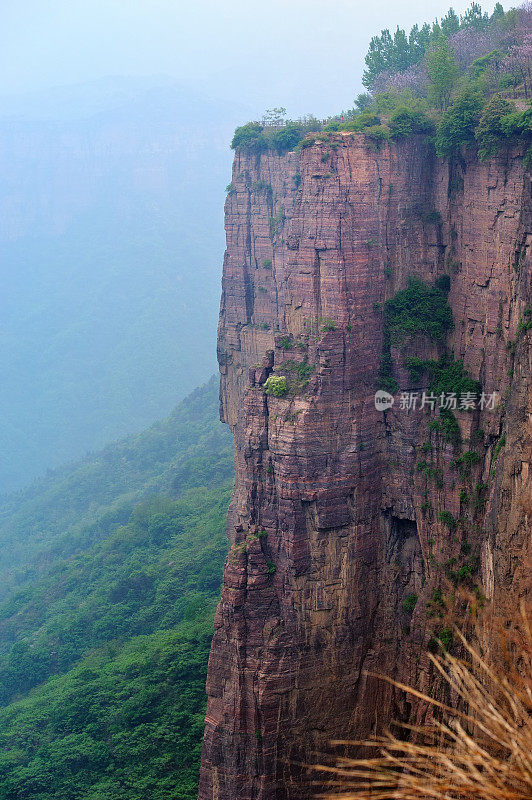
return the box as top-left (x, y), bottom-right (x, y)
top-left (1, 0), bottom-right (505, 118)
top-left (0, 0), bottom-right (507, 493)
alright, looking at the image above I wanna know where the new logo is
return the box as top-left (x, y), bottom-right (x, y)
top-left (374, 390), bottom-right (395, 411)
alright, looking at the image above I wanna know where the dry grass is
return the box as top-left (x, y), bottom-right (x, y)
top-left (315, 606), bottom-right (532, 800)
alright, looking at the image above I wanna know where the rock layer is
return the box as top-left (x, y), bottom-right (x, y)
top-left (199, 134), bottom-right (531, 800)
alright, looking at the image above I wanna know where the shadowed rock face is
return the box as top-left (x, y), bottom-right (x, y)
top-left (199, 134), bottom-right (532, 800)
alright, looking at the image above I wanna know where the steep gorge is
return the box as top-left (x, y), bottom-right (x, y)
top-left (199, 133), bottom-right (531, 799)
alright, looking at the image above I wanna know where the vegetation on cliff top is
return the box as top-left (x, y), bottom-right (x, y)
top-left (231, 3), bottom-right (532, 163)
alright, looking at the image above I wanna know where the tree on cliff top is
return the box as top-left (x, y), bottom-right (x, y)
top-left (427, 39), bottom-right (459, 110)
top-left (435, 84), bottom-right (485, 156)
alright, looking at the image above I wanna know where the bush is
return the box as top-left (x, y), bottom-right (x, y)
top-left (231, 122), bottom-right (267, 153)
top-left (434, 274), bottom-right (451, 294)
top-left (278, 335), bottom-right (293, 350)
top-left (475, 95), bottom-right (515, 160)
top-left (355, 92), bottom-right (373, 111)
top-left (389, 107), bottom-right (434, 140)
top-left (339, 110), bottom-right (381, 131)
top-left (498, 72), bottom-right (519, 90)
top-left (402, 593), bottom-right (418, 613)
top-left (270, 123), bottom-right (306, 153)
top-left (385, 277), bottom-right (454, 342)
top-left (462, 450), bottom-right (481, 467)
top-left (440, 409), bottom-right (462, 444)
top-left (378, 336), bottom-right (398, 393)
top-left (320, 317), bottom-right (337, 332)
top-left (426, 355), bottom-right (481, 397)
top-left (252, 180), bottom-right (272, 193)
top-left (405, 356), bottom-right (426, 381)
top-left (501, 105), bottom-right (532, 138)
top-left (435, 86), bottom-right (485, 158)
top-left (469, 49), bottom-right (503, 78)
top-left (231, 119), bottom-right (322, 155)
top-left (362, 124), bottom-right (390, 147)
top-left (264, 376), bottom-right (288, 397)
top-left (439, 510), bottom-right (457, 530)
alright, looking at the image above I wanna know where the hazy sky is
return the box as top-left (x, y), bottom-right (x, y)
top-left (1, 0), bottom-right (505, 119)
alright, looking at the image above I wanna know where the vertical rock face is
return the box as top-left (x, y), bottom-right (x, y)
top-left (199, 134), bottom-right (531, 800)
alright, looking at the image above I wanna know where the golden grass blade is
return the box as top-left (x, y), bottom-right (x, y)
top-left (313, 607), bottom-right (532, 800)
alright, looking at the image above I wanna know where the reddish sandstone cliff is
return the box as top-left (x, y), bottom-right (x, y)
top-left (199, 133), bottom-right (531, 800)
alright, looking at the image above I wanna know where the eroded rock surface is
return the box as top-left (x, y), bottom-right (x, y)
top-left (199, 135), bottom-right (531, 800)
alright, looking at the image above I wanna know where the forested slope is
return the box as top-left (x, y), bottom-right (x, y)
top-left (0, 378), bottom-right (233, 799)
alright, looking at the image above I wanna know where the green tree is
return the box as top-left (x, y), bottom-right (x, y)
top-left (461, 1), bottom-right (489, 30)
top-left (491, 2), bottom-right (505, 22)
top-left (363, 29), bottom-right (393, 87)
top-left (354, 93), bottom-right (373, 111)
top-left (409, 23), bottom-right (432, 62)
top-left (231, 122), bottom-right (267, 153)
top-left (440, 8), bottom-right (460, 37)
top-left (391, 27), bottom-right (411, 71)
top-left (475, 95), bottom-right (515, 159)
top-left (427, 40), bottom-right (459, 110)
top-left (435, 85), bottom-right (485, 157)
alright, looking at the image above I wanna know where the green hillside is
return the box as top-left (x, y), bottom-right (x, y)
top-left (0, 378), bottom-right (233, 799)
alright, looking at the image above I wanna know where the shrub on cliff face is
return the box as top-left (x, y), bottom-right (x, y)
top-left (320, 317), bottom-right (337, 332)
top-left (385, 277), bottom-right (454, 342)
top-left (405, 354), bottom-right (481, 398)
top-left (264, 375), bottom-right (288, 397)
top-left (428, 356), bottom-right (481, 397)
top-left (378, 277), bottom-right (454, 393)
top-left (438, 509), bottom-right (457, 529)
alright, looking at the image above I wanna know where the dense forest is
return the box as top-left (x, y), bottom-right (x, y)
top-left (0, 379), bottom-right (233, 799)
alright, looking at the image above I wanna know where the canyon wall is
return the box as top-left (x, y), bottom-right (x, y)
top-left (199, 133), bottom-right (531, 800)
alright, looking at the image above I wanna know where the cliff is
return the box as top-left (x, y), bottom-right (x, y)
top-left (199, 133), bottom-right (531, 800)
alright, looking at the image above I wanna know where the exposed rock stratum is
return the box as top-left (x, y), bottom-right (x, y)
top-left (199, 134), bottom-right (531, 799)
